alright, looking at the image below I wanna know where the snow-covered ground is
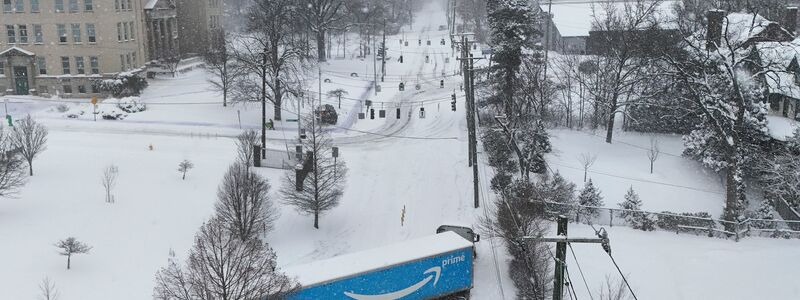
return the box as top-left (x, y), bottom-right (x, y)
top-left (547, 128), bottom-right (726, 216)
top-left (1, 1), bottom-right (799, 299)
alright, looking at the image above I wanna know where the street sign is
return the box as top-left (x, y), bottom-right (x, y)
top-left (91, 96), bottom-right (98, 105)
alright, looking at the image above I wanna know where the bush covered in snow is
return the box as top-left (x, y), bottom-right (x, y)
top-left (113, 97), bottom-right (147, 113)
top-left (93, 73), bottom-right (148, 97)
top-left (656, 211), bottom-right (715, 232)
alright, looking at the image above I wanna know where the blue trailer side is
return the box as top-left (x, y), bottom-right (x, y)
top-left (284, 232), bottom-right (474, 300)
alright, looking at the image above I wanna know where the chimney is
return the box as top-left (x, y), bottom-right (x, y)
top-left (784, 6), bottom-right (798, 35)
top-left (707, 10), bottom-right (726, 51)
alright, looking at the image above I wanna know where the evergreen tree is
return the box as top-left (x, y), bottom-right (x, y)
top-left (486, 0), bottom-right (539, 121)
top-left (519, 121), bottom-right (551, 174)
top-left (577, 179), bottom-right (604, 223)
top-left (540, 172), bottom-right (576, 217)
top-left (618, 187), bottom-right (654, 231)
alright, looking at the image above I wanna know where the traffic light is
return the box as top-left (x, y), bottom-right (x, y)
top-left (451, 94), bottom-right (457, 111)
top-left (370, 108), bottom-right (375, 119)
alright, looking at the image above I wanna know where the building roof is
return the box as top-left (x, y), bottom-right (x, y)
top-left (542, 0), bottom-right (677, 37)
top-left (0, 46), bottom-right (34, 56)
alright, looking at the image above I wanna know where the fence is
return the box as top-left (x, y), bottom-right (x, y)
top-left (538, 201), bottom-right (800, 241)
top-left (774, 196), bottom-right (800, 231)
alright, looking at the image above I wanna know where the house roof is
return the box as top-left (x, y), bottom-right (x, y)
top-left (542, 1), bottom-right (678, 37)
top-left (0, 46), bottom-right (34, 57)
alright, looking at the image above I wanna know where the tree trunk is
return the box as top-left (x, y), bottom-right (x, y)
top-left (28, 162), bottom-right (33, 176)
top-left (182, 171), bottom-right (186, 180)
top-left (67, 254), bottom-right (71, 270)
top-left (723, 155), bottom-right (741, 224)
top-left (273, 74), bottom-right (282, 121)
top-left (317, 30), bottom-right (327, 62)
top-left (314, 211), bottom-right (319, 229)
top-left (605, 95), bottom-right (618, 143)
top-left (649, 161), bottom-right (653, 174)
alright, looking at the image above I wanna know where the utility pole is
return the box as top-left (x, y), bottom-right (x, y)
top-left (373, 25), bottom-right (378, 96)
top-left (382, 18), bottom-right (386, 82)
top-left (261, 48), bottom-right (268, 158)
top-left (319, 66), bottom-right (323, 108)
top-left (543, 0), bottom-right (553, 82)
top-left (457, 34), bottom-right (480, 209)
top-left (520, 216), bottom-right (611, 300)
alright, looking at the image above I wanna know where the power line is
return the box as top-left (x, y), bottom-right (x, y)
top-left (568, 243), bottom-right (595, 300)
top-left (607, 252), bottom-right (639, 300)
top-left (548, 161), bottom-right (724, 195)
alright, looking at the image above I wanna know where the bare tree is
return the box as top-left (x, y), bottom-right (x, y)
top-left (236, 130), bottom-right (259, 167)
top-left (153, 219), bottom-right (298, 300)
top-left (215, 163), bottom-right (278, 240)
top-left (577, 153), bottom-right (597, 182)
top-left (281, 114), bottom-right (347, 229)
top-left (205, 33), bottom-right (240, 108)
top-left (54, 237), bottom-right (91, 270)
top-left (0, 127), bottom-right (27, 198)
top-left (327, 88), bottom-right (348, 109)
top-left (101, 164), bottom-right (119, 203)
top-left (235, 0), bottom-right (305, 121)
top-left (599, 276), bottom-right (632, 300)
top-left (39, 277), bottom-right (59, 300)
top-left (178, 160), bottom-right (194, 180)
top-left (300, 0), bottom-right (344, 62)
top-left (646, 137), bottom-right (660, 174)
top-left (10, 114), bottom-right (48, 176)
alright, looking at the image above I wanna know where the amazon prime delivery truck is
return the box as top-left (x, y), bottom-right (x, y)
top-left (284, 231), bottom-right (475, 299)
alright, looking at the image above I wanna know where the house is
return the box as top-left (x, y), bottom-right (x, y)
top-left (704, 8), bottom-right (800, 121)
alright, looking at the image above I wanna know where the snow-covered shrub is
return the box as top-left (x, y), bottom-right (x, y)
top-left (490, 171), bottom-right (512, 193)
top-left (56, 104), bottom-right (70, 113)
top-left (618, 187), bottom-right (655, 231)
top-left (576, 179), bottom-right (604, 223)
top-left (656, 211), bottom-right (714, 232)
top-left (101, 109), bottom-right (127, 120)
top-left (114, 97), bottom-right (147, 113)
top-left (93, 73), bottom-right (148, 97)
top-left (745, 201), bottom-right (776, 230)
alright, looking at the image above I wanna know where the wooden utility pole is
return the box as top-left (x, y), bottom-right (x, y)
top-left (261, 48), bottom-right (268, 158)
top-left (521, 216), bottom-right (611, 300)
top-left (457, 34), bottom-right (480, 208)
top-left (382, 19), bottom-right (387, 82)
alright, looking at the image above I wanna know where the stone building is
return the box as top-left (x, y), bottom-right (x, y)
top-left (0, 0), bottom-right (148, 97)
top-left (175, 0), bottom-right (223, 58)
top-left (144, 0), bottom-right (179, 62)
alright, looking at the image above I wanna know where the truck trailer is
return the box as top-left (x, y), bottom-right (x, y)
top-left (284, 231), bottom-right (475, 300)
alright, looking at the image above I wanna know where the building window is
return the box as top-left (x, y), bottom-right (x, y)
top-left (63, 85), bottom-right (72, 94)
top-left (6, 25), bottom-right (15, 44)
top-left (61, 56), bottom-right (70, 74)
top-left (114, 0), bottom-right (118, 10)
top-left (120, 54), bottom-right (125, 70)
top-left (3, 0), bottom-right (11, 13)
top-left (83, 0), bottom-right (91, 11)
top-left (0, 61), bottom-right (4, 75)
top-left (71, 23), bottom-right (81, 43)
top-left (18, 25), bottom-right (27, 44)
top-left (119, 0), bottom-right (125, 10)
top-left (90, 56), bottom-right (98, 74)
top-left (36, 56), bottom-right (46, 74)
top-left (29, 0), bottom-right (36, 12)
top-left (75, 56), bottom-right (84, 74)
top-left (77, 85), bottom-right (86, 93)
top-left (33, 24), bottom-right (42, 43)
top-left (54, 0), bottom-right (63, 12)
top-left (129, 21), bottom-right (135, 40)
top-left (86, 23), bottom-right (95, 43)
top-left (132, 52), bottom-right (137, 67)
top-left (123, 22), bottom-right (129, 41)
top-left (116, 23), bottom-right (122, 42)
top-left (126, 53), bottom-right (131, 68)
top-left (125, 0), bottom-right (130, 10)
top-left (57, 24), bottom-right (67, 43)
top-left (14, 0), bottom-right (22, 12)
top-left (68, 0), bottom-right (77, 12)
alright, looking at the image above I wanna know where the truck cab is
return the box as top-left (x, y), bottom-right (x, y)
top-left (437, 225), bottom-right (479, 259)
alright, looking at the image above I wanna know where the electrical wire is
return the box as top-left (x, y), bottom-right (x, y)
top-left (564, 265), bottom-right (580, 300)
top-left (568, 243), bottom-right (595, 300)
top-left (607, 252), bottom-right (639, 300)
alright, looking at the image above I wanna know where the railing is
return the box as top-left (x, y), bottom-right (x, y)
top-left (538, 200), bottom-right (800, 241)
top-left (774, 195), bottom-right (800, 231)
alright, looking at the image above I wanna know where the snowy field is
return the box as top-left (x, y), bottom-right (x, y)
top-left (1, 1), bottom-right (799, 299)
top-left (547, 128), bottom-right (727, 216)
